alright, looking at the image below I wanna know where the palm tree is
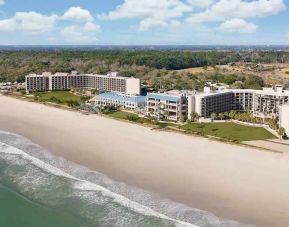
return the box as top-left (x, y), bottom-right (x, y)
top-left (229, 110), bottom-right (236, 119)
top-left (190, 112), bottom-right (199, 122)
top-left (278, 127), bottom-right (285, 140)
top-left (223, 112), bottom-right (229, 120)
top-left (164, 111), bottom-right (169, 120)
top-left (219, 113), bottom-right (225, 120)
top-left (210, 112), bottom-right (217, 122)
top-left (179, 113), bottom-right (185, 123)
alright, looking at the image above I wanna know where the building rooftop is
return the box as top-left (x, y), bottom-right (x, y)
top-left (228, 88), bottom-right (289, 96)
top-left (194, 89), bottom-right (233, 98)
top-left (146, 92), bottom-right (183, 102)
top-left (26, 72), bottom-right (136, 80)
top-left (194, 87), bottom-right (289, 98)
top-left (98, 92), bottom-right (146, 103)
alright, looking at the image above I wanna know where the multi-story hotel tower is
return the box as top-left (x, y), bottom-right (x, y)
top-left (25, 71), bottom-right (141, 95)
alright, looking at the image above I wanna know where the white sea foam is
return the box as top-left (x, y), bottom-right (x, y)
top-left (0, 130), bottom-right (251, 227)
top-left (0, 141), bottom-right (196, 227)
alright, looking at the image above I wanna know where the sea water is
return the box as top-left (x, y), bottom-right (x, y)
top-left (0, 130), bottom-right (251, 227)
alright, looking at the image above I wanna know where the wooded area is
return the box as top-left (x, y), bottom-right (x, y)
top-left (1, 50), bottom-right (289, 90)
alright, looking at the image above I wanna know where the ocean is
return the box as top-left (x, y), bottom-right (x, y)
top-left (0, 130), bottom-right (250, 227)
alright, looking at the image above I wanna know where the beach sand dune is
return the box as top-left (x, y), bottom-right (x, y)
top-left (1, 95), bottom-right (289, 227)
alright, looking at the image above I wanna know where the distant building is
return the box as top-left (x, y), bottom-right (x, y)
top-left (279, 104), bottom-right (289, 136)
top-left (25, 72), bottom-right (141, 95)
top-left (95, 92), bottom-right (146, 110)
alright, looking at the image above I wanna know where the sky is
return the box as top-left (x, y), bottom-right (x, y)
top-left (0, 0), bottom-right (289, 45)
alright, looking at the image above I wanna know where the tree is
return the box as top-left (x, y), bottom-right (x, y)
top-left (278, 127), bottom-right (285, 140)
top-left (219, 113), bottom-right (225, 120)
top-left (179, 114), bottom-right (185, 123)
top-left (242, 75), bottom-right (264, 90)
top-left (243, 112), bottom-right (251, 122)
top-left (229, 110), bottom-right (236, 119)
top-left (223, 112), bottom-right (229, 120)
top-left (210, 112), bottom-right (217, 122)
top-left (190, 112), bottom-right (199, 122)
top-left (164, 111), bottom-right (169, 120)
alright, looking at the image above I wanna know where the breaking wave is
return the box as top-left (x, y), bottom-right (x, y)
top-left (0, 130), bottom-right (251, 227)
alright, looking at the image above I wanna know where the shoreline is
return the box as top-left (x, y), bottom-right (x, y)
top-left (1, 95), bottom-right (289, 226)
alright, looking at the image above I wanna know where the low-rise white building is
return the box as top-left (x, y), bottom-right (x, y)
top-left (95, 92), bottom-right (146, 110)
top-left (145, 90), bottom-right (190, 122)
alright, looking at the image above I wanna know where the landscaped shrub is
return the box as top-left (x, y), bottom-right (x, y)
top-left (126, 114), bottom-right (140, 122)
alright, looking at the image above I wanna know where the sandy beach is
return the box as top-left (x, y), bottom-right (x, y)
top-left (1, 95), bottom-right (289, 226)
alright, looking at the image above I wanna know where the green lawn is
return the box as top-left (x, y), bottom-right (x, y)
top-left (180, 122), bottom-right (276, 142)
top-left (33, 91), bottom-right (82, 106)
top-left (106, 111), bottom-right (136, 119)
top-left (105, 111), bottom-right (152, 124)
top-left (106, 111), bottom-right (179, 129)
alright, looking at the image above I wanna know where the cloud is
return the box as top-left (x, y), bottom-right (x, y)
top-left (0, 19), bottom-right (16, 32)
top-left (187, 0), bottom-right (286, 23)
top-left (83, 21), bottom-right (100, 32)
top-left (0, 0), bottom-right (4, 5)
top-left (139, 18), bottom-right (182, 31)
top-left (60, 22), bottom-right (100, 43)
top-left (0, 6), bottom-right (99, 39)
top-left (62, 6), bottom-right (94, 22)
top-left (99, 0), bottom-right (284, 31)
top-left (220, 18), bottom-right (257, 33)
top-left (60, 7), bottom-right (99, 43)
top-left (187, 0), bottom-right (215, 8)
top-left (0, 11), bottom-right (58, 33)
top-left (99, 0), bottom-right (194, 30)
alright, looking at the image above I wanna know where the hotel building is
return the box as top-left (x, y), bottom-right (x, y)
top-left (144, 86), bottom-right (289, 122)
top-left (187, 86), bottom-right (289, 119)
top-left (25, 71), bottom-right (141, 95)
top-left (145, 90), bottom-right (191, 122)
top-left (252, 88), bottom-right (289, 118)
top-left (232, 89), bottom-right (254, 112)
top-left (26, 72), bottom-right (289, 124)
top-left (95, 92), bottom-right (146, 110)
top-left (25, 73), bottom-right (50, 92)
top-left (192, 90), bottom-right (233, 118)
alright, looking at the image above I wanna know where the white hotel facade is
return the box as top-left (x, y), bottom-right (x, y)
top-left (146, 86), bottom-right (289, 134)
top-left (26, 71), bottom-right (141, 96)
top-left (279, 104), bottom-right (289, 136)
top-left (145, 90), bottom-right (191, 121)
top-left (190, 86), bottom-right (289, 119)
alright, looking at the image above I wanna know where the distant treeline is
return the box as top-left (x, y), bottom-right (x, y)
top-left (1, 50), bottom-right (289, 82)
